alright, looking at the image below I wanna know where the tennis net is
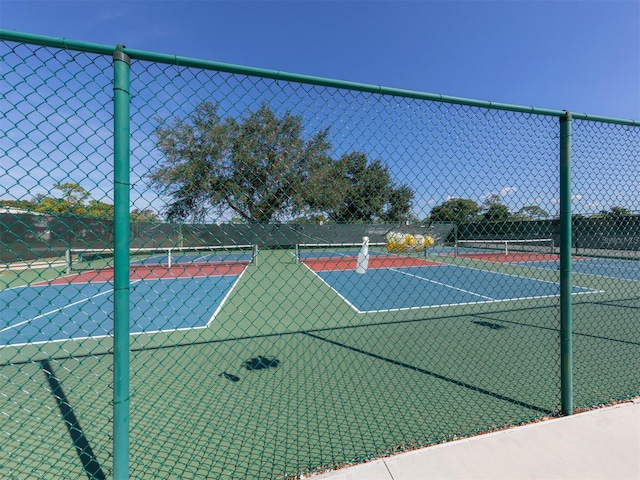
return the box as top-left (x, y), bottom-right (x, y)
top-left (66, 244), bottom-right (258, 274)
top-left (294, 242), bottom-right (386, 264)
top-left (294, 241), bottom-right (443, 271)
top-left (455, 238), bottom-right (555, 256)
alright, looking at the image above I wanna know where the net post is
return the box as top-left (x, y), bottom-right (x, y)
top-left (113, 44), bottom-right (131, 479)
top-left (454, 224), bottom-right (459, 258)
top-left (295, 244), bottom-right (300, 264)
top-left (167, 248), bottom-right (172, 269)
top-left (65, 249), bottom-right (71, 274)
top-left (560, 111), bottom-right (573, 416)
top-left (252, 244), bottom-right (259, 266)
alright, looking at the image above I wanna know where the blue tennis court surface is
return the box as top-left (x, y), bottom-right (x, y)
top-left (519, 257), bottom-right (639, 281)
top-left (312, 264), bottom-right (598, 313)
top-left (1, 275), bottom-right (241, 346)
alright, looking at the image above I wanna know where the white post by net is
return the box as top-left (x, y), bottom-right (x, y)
top-left (356, 236), bottom-right (370, 274)
top-left (65, 249), bottom-right (71, 274)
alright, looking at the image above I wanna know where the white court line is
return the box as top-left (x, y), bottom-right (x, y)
top-left (206, 263), bottom-right (252, 326)
top-left (389, 267), bottom-right (495, 300)
top-left (296, 258), bottom-right (363, 313)
top-left (358, 290), bottom-right (604, 314)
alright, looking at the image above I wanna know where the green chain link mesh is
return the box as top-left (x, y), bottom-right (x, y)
top-left (1, 35), bottom-right (638, 479)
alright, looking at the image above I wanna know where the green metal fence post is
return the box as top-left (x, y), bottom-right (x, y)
top-left (560, 111), bottom-right (573, 415)
top-left (113, 44), bottom-right (131, 479)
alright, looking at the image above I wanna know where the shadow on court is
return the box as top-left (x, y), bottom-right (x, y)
top-left (41, 360), bottom-right (105, 480)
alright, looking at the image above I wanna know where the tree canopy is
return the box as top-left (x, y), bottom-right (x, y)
top-left (429, 198), bottom-right (480, 223)
top-left (150, 101), bottom-right (413, 223)
top-left (483, 203), bottom-right (511, 222)
top-left (304, 152), bottom-right (414, 223)
top-left (429, 197), bottom-right (556, 223)
top-left (0, 183), bottom-right (159, 222)
top-left (517, 205), bottom-right (550, 220)
top-left (599, 206), bottom-right (634, 217)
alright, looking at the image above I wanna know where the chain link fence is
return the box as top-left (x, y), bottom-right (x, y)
top-left (1, 30), bottom-right (639, 479)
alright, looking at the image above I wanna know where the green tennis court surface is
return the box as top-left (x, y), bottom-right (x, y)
top-left (1, 248), bottom-right (638, 478)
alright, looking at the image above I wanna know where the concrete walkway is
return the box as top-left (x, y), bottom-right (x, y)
top-left (310, 399), bottom-right (640, 480)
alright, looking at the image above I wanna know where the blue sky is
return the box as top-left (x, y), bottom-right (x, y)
top-left (1, 1), bottom-right (639, 220)
top-left (2, 0), bottom-right (638, 120)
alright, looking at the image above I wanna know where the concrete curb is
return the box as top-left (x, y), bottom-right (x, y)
top-left (310, 399), bottom-right (640, 480)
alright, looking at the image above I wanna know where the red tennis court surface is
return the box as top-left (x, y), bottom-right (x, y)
top-left (34, 262), bottom-right (249, 286)
top-left (303, 256), bottom-right (442, 272)
top-left (452, 252), bottom-right (559, 263)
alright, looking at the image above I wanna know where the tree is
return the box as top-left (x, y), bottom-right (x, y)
top-left (150, 101), bottom-right (333, 223)
top-left (481, 193), bottom-right (511, 222)
top-left (86, 200), bottom-right (115, 219)
top-left (590, 206), bottom-right (635, 219)
top-left (150, 101), bottom-right (414, 223)
top-left (30, 184), bottom-right (114, 218)
top-left (604, 206), bottom-right (634, 217)
top-left (517, 205), bottom-right (550, 220)
top-left (130, 208), bottom-right (160, 223)
top-left (483, 203), bottom-right (511, 222)
top-left (429, 198), bottom-right (479, 223)
top-left (55, 182), bottom-right (90, 205)
top-left (32, 193), bottom-right (84, 216)
top-left (307, 152), bottom-right (414, 223)
top-left (380, 184), bottom-right (415, 223)
top-left (1, 182), bottom-right (150, 220)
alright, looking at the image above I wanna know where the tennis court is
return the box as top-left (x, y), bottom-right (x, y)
top-left (2, 244), bottom-right (638, 478)
top-left (2, 244), bottom-right (608, 347)
top-left (1, 246), bottom-right (254, 347)
top-left (296, 246), bottom-right (598, 312)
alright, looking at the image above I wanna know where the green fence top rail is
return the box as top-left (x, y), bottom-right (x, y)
top-left (2, 28), bottom-right (639, 127)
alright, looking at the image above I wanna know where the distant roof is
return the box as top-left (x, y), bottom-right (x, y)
top-left (0, 207), bottom-right (45, 215)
